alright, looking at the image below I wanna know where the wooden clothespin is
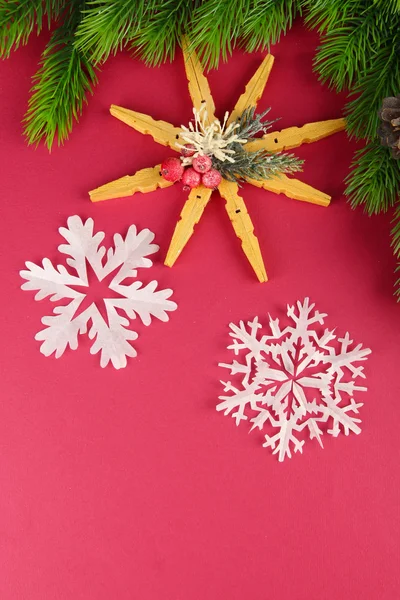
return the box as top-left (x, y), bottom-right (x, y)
top-left (89, 41), bottom-right (346, 282)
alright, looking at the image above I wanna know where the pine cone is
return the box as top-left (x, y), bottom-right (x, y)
top-left (378, 95), bottom-right (400, 159)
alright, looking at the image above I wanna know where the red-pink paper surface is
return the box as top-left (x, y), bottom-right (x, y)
top-left (1, 23), bottom-right (399, 600)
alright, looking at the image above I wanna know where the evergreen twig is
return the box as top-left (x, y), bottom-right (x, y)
top-left (213, 107), bottom-right (303, 183)
top-left (24, 0), bottom-right (97, 149)
top-left (242, 0), bottom-right (300, 52)
top-left (74, 0), bottom-right (157, 64)
top-left (345, 140), bottom-right (399, 215)
top-left (189, 0), bottom-right (249, 68)
top-left (0, 0), bottom-right (65, 58)
top-left (131, 0), bottom-right (195, 66)
top-left (392, 204), bottom-right (400, 298)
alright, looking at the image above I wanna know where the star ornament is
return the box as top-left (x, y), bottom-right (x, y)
top-left (89, 38), bottom-right (345, 282)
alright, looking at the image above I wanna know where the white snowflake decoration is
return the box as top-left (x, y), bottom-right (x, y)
top-left (218, 298), bottom-right (371, 461)
top-left (20, 216), bottom-right (177, 369)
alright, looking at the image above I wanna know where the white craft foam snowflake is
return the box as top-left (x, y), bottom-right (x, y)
top-left (20, 216), bottom-right (177, 369)
top-left (218, 298), bottom-right (371, 461)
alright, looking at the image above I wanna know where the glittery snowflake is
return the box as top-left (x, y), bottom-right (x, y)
top-left (20, 216), bottom-right (177, 369)
top-left (218, 298), bottom-right (371, 461)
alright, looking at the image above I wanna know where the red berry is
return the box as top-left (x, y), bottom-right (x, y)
top-left (192, 155), bottom-right (212, 173)
top-left (182, 167), bottom-right (201, 190)
top-left (161, 157), bottom-right (184, 182)
top-left (202, 169), bottom-right (222, 189)
top-left (181, 144), bottom-right (196, 157)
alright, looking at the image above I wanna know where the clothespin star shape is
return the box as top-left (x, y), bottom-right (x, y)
top-left (89, 39), bottom-right (345, 282)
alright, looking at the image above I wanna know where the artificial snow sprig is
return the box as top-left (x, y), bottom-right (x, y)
top-left (177, 105), bottom-right (303, 183)
top-left (177, 105), bottom-right (248, 164)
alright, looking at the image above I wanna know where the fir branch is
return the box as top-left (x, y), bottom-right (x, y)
top-left (303, 0), bottom-right (363, 33)
top-left (242, 0), bottom-right (300, 52)
top-left (74, 0), bottom-right (157, 64)
top-left (345, 140), bottom-right (400, 215)
top-left (345, 29), bottom-right (400, 141)
top-left (0, 0), bottom-right (65, 58)
top-left (190, 0), bottom-right (250, 68)
top-left (373, 0), bottom-right (400, 13)
top-left (391, 204), bottom-right (400, 298)
top-left (306, 1), bottom-right (400, 139)
top-left (214, 107), bottom-right (303, 183)
top-left (313, 15), bottom-right (383, 92)
top-left (235, 106), bottom-right (275, 138)
top-left (131, 0), bottom-right (195, 66)
top-left (24, 1), bottom-right (98, 149)
top-left (214, 146), bottom-right (303, 182)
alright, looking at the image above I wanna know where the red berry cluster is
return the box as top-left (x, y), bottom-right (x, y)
top-left (160, 145), bottom-right (222, 191)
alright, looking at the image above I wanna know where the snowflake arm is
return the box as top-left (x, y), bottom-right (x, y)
top-left (58, 215), bottom-right (105, 282)
top-left (103, 225), bottom-right (159, 283)
top-left (110, 280), bottom-right (177, 326)
top-left (226, 317), bottom-right (264, 357)
top-left (87, 302), bottom-right (138, 370)
top-left (217, 380), bottom-right (261, 425)
top-left (263, 412), bottom-right (306, 462)
top-left (323, 332), bottom-right (371, 376)
top-left (20, 259), bottom-right (84, 301)
top-left (35, 298), bottom-right (87, 358)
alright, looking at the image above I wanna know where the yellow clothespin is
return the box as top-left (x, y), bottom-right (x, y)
top-left (89, 40), bottom-right (346, 282)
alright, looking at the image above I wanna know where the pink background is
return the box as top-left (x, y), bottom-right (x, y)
top-left (1, 22), bottom-right (399, 600)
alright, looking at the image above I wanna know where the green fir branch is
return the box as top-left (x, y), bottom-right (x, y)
top-left (303, 0), bottom-right (362, 33)
top-left (0, 0), bottom-right (65, 58)
top-left (345, 32), bottom-right (400, 141)
top-left (213, 107), bottom-right (303, 183)
top-left (373, 0), bottom-right (400, 14)
top-left (313, 16), bottom-right (382, 92)
top-left (190, 0), bottom-right (250, 68)
top-left (392, 204), bottom-right (400, 298)
top-left (345, 140), bottom-right (400, 215)
top-left (236, 106), bottom-right (276, 138)
top-left (131, 0), bottom-right (195, 66)
top-left (214, 147), bottom-right (302, 183)
top-left (74, 0), bottom-right (156, 64)
top-left (24, 1), bottom-right (97, 149)
top-left (242, 0), bottom-right (300, 53)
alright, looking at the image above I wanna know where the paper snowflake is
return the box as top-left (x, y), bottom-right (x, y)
top-left (218, 298), bottom-right (371, 461)
top-left (20, 216), bottom-right (177, 369)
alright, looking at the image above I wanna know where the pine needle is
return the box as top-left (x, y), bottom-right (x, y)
top-left (131, 0), bottom-right (195, 66)
top-left (391, 204), bottom-right (400, 298)
top-left (74, 0), bottom-right (157, 64)
top-left (303, 0), bottom-right (362, 33)
top-left (213, 107), bottom-right (303, 182)
top-left (0, 0), bottom-right (65, 58)
top-left (345, 140), bottom-right (400, 215)
top-left (24, 1), bottom-right (98, 149)
top-left (242, 0), bottom-right (300, 52)
top-left (313, 18), bottom-right (377, 92)
top-left (189, 0), bottom-right (250, 68)
top-left (345, 35), bottom-right (400, 141)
